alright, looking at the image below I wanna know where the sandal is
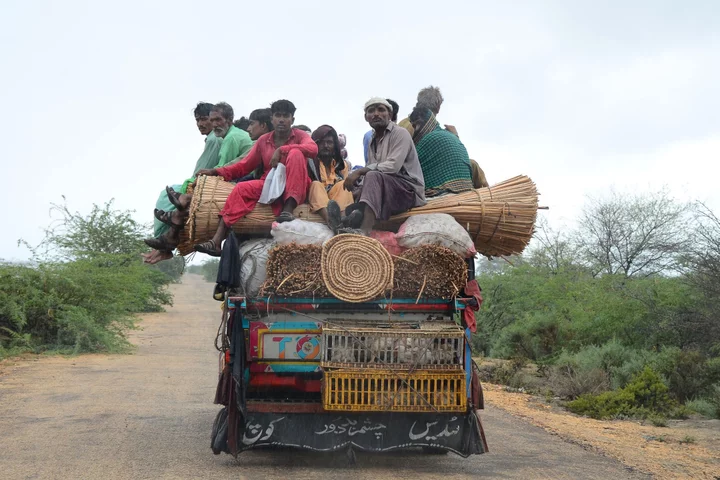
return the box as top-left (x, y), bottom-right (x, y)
top-left (166, 186), bottom-right (185, 210)
top-left (276, 211), bottom-right (295, 223)
top-left (194, 239), bottom-right (222, 257)
top-left (344, 202), bottom-right (363, 217)
top-left (144, 236), bottom-right (177, 251)
top-left (154, 208), bottom-right (183, 227)
top-left (342, 209), bottom-right (363, 229)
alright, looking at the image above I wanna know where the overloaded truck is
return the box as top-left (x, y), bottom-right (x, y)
top-left (186, 174), bottom-right (539, 459)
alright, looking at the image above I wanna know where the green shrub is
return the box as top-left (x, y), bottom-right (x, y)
top-left (492, 313), bottom-right (565, 360)
top-left (546, 365), bottom-right (610, 399)
top-left (151, 255), bottom-right (185, 282)
top-left (548, 341), bottom-right (650, 397)
top-left (649, 348), bottom-right (720, 402)
top-left (567, 367), bottom-right (677, 419)
top-left (199, 259), bottom-right (220, 283)
top-left (649, 415), bottom-right (668, 427)
top-left (477, 358), bottom-right (525, 385)
top-left (686, 398), bottom-right (716, 418)
top-left (2, 199), bottom-right (175, 358)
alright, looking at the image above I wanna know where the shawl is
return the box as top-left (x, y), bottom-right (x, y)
top-left (415, 125), bottom-right (474, 197)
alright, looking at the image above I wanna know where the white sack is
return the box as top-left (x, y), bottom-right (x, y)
top-left (271, 219), bottom-right (334, 245)
top-left (396, 213), bottom-right (477, 258)
top-left (238, 239), bottom-right (275, 297)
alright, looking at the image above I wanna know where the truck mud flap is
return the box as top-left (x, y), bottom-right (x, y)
top-left (212, 409), bottom-right (488, 457)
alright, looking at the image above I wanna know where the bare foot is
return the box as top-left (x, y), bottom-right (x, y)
top-left (142, 249), bottom-right (173, 264)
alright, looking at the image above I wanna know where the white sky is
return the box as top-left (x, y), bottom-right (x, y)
top-left (1, 0), bottom-right (718, 262)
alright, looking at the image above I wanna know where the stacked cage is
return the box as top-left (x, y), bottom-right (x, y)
top-left (320, 325), bottom-right (467, 412)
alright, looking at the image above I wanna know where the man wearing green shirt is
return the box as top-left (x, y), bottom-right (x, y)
top-left (152, 102), bottom-right (221, 239)
top-left (145, 102), bottom-right (252, 263)
top-left (211, 102), bottom-right (253, 167)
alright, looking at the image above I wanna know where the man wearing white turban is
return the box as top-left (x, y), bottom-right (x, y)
top-left (340, 97), bottom-right (426, 235)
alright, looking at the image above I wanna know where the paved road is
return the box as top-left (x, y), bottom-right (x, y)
top-left (0, 275), bottom-right (648, 480)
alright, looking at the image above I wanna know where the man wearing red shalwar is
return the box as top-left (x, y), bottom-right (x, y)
top-left (193, 99), bottom-right (318, 256)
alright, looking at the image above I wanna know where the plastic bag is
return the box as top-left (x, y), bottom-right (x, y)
top-left (271, 219), bottom-right (334, 245)
top-left (396, 213), bottom-right (477, 258)
top-left (238, 238), bottom-right (275, 297)
top-left (258, 164), bottom-right (286, 204)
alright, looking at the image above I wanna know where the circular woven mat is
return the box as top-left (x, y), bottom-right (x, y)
top-left (321, 234), bottom-right (393, 303)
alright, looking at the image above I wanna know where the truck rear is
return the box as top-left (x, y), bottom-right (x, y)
top-left (211, 294), bottom-right (488, 457)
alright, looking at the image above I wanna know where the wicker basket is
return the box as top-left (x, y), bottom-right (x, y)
top-left (322, 368), bottom-right (467, 412)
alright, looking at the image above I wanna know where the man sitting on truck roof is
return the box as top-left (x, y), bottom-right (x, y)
top-left (144, 102), bottom-right (254, 254)
top-left (306, 125), bottom-right (354, 231)
top-left (230, 108), bottom-right (274, 182)
top-left (191, 99), bottom-right (318, 256)
top-left (362, 99), bottom-right (399, 166)
top-left (409, 105), bottom-right (474, 197)
top-left (142, 102), bottom-right (222, 264)
top-left (341, 97), bottom-right (426, 235)
top-left (399, 86), bottom-right (489, 189)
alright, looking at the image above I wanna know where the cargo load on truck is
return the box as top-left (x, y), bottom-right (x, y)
top-left (177, 174), bottom-right (539, 258)
top-left (209, 216), bottom-right (494, 458)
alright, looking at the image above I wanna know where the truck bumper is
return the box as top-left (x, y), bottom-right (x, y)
top-left (212, 408), bottom-right (488, 457)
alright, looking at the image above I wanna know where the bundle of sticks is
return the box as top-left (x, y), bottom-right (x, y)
top-left (176, 174), bottom-right (539, 257)
top-left (260, 243), bottom-right (329, 297)
top-left (393, 245), bottom-right (468, 300)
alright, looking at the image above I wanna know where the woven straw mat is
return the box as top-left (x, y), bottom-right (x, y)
top-left (321, 234), bottom-right (393, 303)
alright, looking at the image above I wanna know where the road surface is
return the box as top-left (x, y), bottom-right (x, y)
top-left (0, 275), bottom-right (648, 479)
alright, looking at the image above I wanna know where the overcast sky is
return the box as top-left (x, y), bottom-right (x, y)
top-left (1, 0), bottom-right (718, 262)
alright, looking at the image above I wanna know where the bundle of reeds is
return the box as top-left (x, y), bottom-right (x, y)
top-left (393, 245), bottom-right (467, 300)
top-left (260, 243), bottom-right (329, 297)
top-left (176, 174), bottom-right (539, 257)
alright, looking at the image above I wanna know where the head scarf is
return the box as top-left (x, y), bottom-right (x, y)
top-left (411, 108), bottom-right (440, 144)
top-left (311, 125), bottom-right (345, 172)
top-left (364, 97), bottom-right (393, 112)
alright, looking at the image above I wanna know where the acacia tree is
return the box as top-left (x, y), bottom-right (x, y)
top-left (527, 218), bottom-right (581, 274)
top-left (575, 189), bottom-right (691, 277)
top-left (688, 203), bottom-right (720, 297)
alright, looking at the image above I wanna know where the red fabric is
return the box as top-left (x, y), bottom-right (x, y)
top-left (219, 150), bottom-right (310, 226)
top-left (463, 279), bottom-right (483, 333)
top-left (369, 230), bottom-right (406, 256)
top-left (282, 150), bottom-right (311, 205)
top-left (216, 128), bottom-right (318, 181)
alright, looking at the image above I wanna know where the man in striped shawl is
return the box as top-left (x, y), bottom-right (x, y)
top-left (408, 106), bottom-right (474, 197)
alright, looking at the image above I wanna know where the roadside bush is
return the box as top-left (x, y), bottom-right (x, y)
top-left (199, 259), bottom-right (220, 283)
top-left (567, 367), bottom-right (678, 420)
top-left (650, 349), bottom-right (720, 402)
top-left (150, 255), bottom-right (185, 282)
top-left (546, 365), bottom-right (610, 400)
top-left (186, 264), bottom-right (203, 275)
top-left (546, 341), bottom-right (648, 397)
top-left (492, 314), bottom-right (566, 361)
top-left (686, 396), bottom-right (720, 419)
top-left (1, 200), bottom-right (175, 358)
top-left (476, 358), bottom-right (525, 384)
